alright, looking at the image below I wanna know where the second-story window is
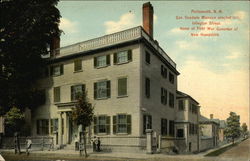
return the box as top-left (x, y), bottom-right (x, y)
top-left (169, 72), bottom-right (174, 84)
top-left (161, 88), bottom-right (168, 105)
top-left (94, 80), bottom-right (111, 99)
top-left (145, 77), bottom-right (150, 98)
top-left (50, 64), bottom-right (63, 76)
top-left (145, 51), bottom-right (150, 64)
top-left (71, 84), bottom-right (85, 101)
top-left (94, 55), bottom-right (110, 68)
top-left (74, 59), bottom-right (82, 72)
top-left (169, 92), bottom-right (175, 108)
top-left (178, 100), bottom-right (184, 110)
top-left (53, 86), bottom-right (60, 103)
top-left (114, 50), bottom-right (132, 64)
top-left (118, 77), bottom-right (127, 97)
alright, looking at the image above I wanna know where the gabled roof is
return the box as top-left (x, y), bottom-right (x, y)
top-left (176, 90), bottom-right (199, 104)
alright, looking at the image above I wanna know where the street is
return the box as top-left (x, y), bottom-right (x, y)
top-left (2, 139), bottom-right (250, 161)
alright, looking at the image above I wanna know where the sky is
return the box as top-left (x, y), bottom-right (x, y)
top-left (57, 1), bottom-right (249, 128)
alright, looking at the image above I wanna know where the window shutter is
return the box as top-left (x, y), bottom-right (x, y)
top-left (161, 65), bottom-right (164, 76)
top-left (127, 115), bottom-right (131, 134)
top-left (106, 116), bottom-right (110, 134)
top-left (50, 66), bottom-right (53, 76)
top-left (71, 86), bottom-right (74, 101)
top-left (143, 115), bottom-right (146, 134)
top-left (94, 116), bottom-right (97, 134)
top-left (107, 80), bottom-right (111, 98)
top-left (161, 88), bottom-right (164, 104)
top-left (81, 84), bottom-right (85, 93)
top-left (106, 55), bottom-right (110, 65)
top-left (94, 57), bottom-right (97, 68)
top-left (60, 64), bottom-right (64, 75)
top-left (113, 115), bottom-right (117, 134)
top-left (149, 115), bottom-right (152, 129)
top-left (128, 50), bottom-right (132, 61)
top-left (113, 53), bottom-right (117, 64)
top-left (94, 83), bottom-right (97, 99)
top-left (37, 120), bottom-right (40, 135)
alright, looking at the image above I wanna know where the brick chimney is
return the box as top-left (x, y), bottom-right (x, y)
top-left (50, 36), bottom-right (60, 56)
top-left (210, 114), bottom-right (214, 119)
top-left (143, 2), bottom-right (154, 38)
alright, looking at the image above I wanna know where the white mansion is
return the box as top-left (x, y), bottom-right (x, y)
top-left (32, 2), bottom-right (201, 153)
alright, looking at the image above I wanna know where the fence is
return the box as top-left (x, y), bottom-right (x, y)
top-left (0, 136), bottom-right (53, 151)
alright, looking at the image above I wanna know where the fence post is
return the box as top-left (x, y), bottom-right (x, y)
top-left (146, 129), bottom-right (153, 154)
top-left (157, 135), bottom-right (161, 153)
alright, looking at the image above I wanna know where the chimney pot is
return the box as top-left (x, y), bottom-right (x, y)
top-left (143, 2), bottom-right (154, 38)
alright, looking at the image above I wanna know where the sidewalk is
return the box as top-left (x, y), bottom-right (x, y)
top-left (0, 148), bottom-right (205, 161)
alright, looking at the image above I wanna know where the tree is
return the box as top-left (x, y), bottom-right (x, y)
top-left (72, 91), bottom-right (94, 157)
top-left (4, 107), bottom-right (25, 136)
top-left (224, 112), bottom-right (241, 144)
top-left (0, 0), bottom-right (61, 113)
top-left (241, 123), bottom-right (248, 138)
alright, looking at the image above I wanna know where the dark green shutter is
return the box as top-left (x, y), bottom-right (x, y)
top-left (71, 86), bottom-right (73, 101)
top-left (82, 84), bottom-right (85, 93)
top-left (106, 55), bottom-right (110, 65)
top-left (127, 115), bottom-right (131, 134)
top-left (128, 50), bottom-right (132, 61)
top-left (107, 81), bottom-right (111, 98)
top-left (113, 53), bottom-right (117, 64)
top-left (94, 116), bottom-right (97, 134)
top-left (113, 115), bottom-right (117, 134)
top-left (60, 64), bottom-right (64, 75)
top-left (50, 66), bottom-right (53, 76)
top-left (106, 116), bottom-right (110, 134)
top-left (94, 57), bottom-right (97, 68)
top-left (37, 120), bottom-right (40, 135)
top-left (94, 83), bottom-right (97, 99)
top-left (143, 115), bottom-right (146, 134)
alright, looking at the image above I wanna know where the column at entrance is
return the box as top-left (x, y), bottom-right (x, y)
top-left (58, 112), bottom-right (63, 146)
top-left (62, 112), bottom-right (67, 145)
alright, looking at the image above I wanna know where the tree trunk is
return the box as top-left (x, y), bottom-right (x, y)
top-left (84, 133), bottom-right (88, 158)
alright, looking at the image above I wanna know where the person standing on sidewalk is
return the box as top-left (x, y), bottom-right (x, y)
top-left (26, 138), bottom-right (32, 155)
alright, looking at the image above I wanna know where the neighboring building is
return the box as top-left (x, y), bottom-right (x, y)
top-left (199, 114), bottom-right (219, 151)
top-left (32, 2), bottom-right (181, 152)
top-left (218, 120), bottom-right (226, 143)
top-left (175, 91), bottom-right (200, 153)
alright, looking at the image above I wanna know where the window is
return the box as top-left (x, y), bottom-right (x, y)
top-left (114, 50), bottom-right (132, 64)
top-left (113, 114), bottom-right (131, 134)
top-left (169, 72), bottom-right (174, 84)
top-left (143, 115), bottom-right (152, 134)
top-left (74, 59), bottom-right (82, 72)
top-left (94, 80), bottom-right (111, 99)
top-left (50, 119), bottom-right (58, 134)
top-left (169, 120), bottom-right (175, 136)
top-left (93, 115), bottom-right (110, 134)
top-left (37, 119), bottom-right (49, 135)
top-left (177, 129), bottom-right (184, 138)
top-left (161, 65), bottom-right (168, 78)
top-left (53, 87), bottom-right (60, 103)
top-left (145, 51), bottom-right (150, 64)
top-left (192, 104), bottom-right (198, 114)
top-left (118, 77), bottom-right (127, 96)
top-left (145, 77), bottom-right (150, 98)
top-left (50, 64), bottom-right (63, 76)
top-left (94, 55), bottom-right (110, 68)
top-left (169, 92), bottom-right (175, 108)
top-left (161, 88), bottom-right (167, 105)
top-left (189, 123), bottom-right (196, 135)
top-left (161, 118), bottom-right (168, 135)
top-left (71, 84), bottom-right (85, 101)
top-left (178, 100), bottom-right (184, 110)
